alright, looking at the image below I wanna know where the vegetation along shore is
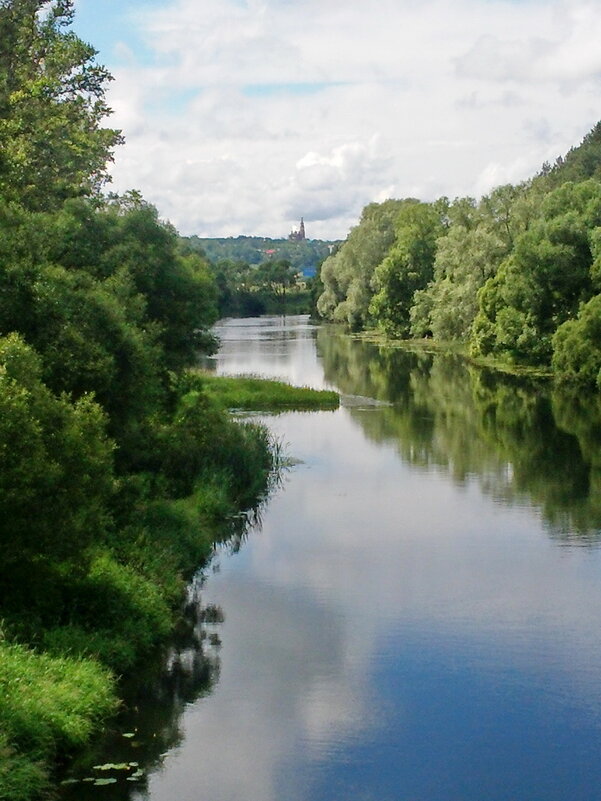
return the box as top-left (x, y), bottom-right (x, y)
top-left (314, 124), bottom-right (601, 390)
top-left (1, 0), bottom-right (600, 798)
top-left (0, 3), bottom-right (336, 798)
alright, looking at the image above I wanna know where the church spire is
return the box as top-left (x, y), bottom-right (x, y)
top-left (288, 217), bottom-right (307, 241)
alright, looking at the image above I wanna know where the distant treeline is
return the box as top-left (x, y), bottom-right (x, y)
top-left (182, 237), bottom-right (332, 317)
top-left (184, 235), bottom-right (337, 275)
top-left (316, 122), bottom-right (601, 390)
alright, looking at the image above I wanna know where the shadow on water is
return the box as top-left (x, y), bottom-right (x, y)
top-left (57, 591), bottom-right (222, 800)
top-left (317, 328), bottom-right (601, 544)
top-left (56, 494), bottom-right (275, 800)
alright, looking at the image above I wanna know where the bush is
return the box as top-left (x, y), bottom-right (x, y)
top-left (0, 733), bottom-right (47, 801)
top-left (42, 553), bottom-right (172, 672)
top-left (552, 294), bottom-right (601, 388)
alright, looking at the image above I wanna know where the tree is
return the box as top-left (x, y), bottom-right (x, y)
top-left (471, 180), bottom-right (601, 364)
top-left (552, 294), bottom-right (601, 388)
top-left (317, 200), bottom-right (405, 330)
top-left (0, 0), bottom-right (121, 209)
top-left (100, 197), bottom-right (219, 369)
top-left (370, 201), bottom-right (444, 338)
top-left (256, 259), bottom-right (297, 300)
top-left (0, 333), bottom-right (114, 569)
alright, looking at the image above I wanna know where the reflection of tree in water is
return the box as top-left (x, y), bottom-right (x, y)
top-left (318, 328), bottom-right (601, 543)
top-left (57, 481), bottom-right (277, 801)
top-left (217, 450), bottom-right (285, 554)
top-left (58, 597), bottom-right (223, 800)
top-left (222, 502), bottom-right (266, 555)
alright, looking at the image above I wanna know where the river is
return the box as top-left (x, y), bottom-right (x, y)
top-left (61, 314), bottom-right (601, 801)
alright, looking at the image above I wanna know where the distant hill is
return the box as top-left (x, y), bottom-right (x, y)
top-left (182, 235), bottom-right (339, 276)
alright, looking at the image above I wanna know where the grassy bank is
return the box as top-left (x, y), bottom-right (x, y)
top-left (188, 372), bottom-right (340, 411)
top-left (0, 641), bottom-right (116, 801)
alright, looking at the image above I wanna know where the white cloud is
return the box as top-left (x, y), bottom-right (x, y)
top-left (94, 0), bottom-right (601, 238)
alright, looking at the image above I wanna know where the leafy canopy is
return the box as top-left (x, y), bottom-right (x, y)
top-left (0, 0), bottom-right (122, 209)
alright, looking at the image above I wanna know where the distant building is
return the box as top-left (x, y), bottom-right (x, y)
top-left (288, 217), bottom-right (306, 242)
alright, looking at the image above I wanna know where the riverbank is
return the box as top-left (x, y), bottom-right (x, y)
top-left (0, 430), bottom-right (273, 801)
top-left (348, 329), bottom-right (555, 381)
top-left (0, 373), bottom-right (340, 801)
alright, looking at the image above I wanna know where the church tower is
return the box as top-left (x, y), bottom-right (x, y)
top-left (288, 217), bottom-right (307, 241)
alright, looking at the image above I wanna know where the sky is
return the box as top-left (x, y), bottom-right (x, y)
top-left (71, 0), bottom-right (601, 240)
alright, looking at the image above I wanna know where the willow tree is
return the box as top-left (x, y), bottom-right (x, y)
top-left (317, 199), bottom-right (405, 330)
top-left (471, 180), bottom-right (601, 365)
top-left (370, 201), bottom-right (444, 338)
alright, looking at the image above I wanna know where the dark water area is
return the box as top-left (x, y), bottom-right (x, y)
top-left (59, 315), bottom-right (601, 801)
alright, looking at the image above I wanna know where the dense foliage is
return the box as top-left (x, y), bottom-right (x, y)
top-left (206, 256), bottom-right (313, 317)
top-left (316, 124), bottom-right (601, 390)
top-left (184, 234), bottom-right (336, 274)
top-left (0, 2), bottom-right (275, 797)
top-left (317, 199), bottom-right (405, 329)
top-left (0, 0), bottom-right (122, 208)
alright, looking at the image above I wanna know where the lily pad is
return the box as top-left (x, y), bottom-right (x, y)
top-left (93, 777), bottom-right (118, 786)
top-left (92, 761), bottom-right (133, 772)
top-left (122, 732), bottom-right (136, 738)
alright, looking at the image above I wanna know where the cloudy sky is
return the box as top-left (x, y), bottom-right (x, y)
top-left (72, 0), bottom-right (601, 239)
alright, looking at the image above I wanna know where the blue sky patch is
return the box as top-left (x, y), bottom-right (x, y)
top-left (72, 0), bottom-right (164, 67)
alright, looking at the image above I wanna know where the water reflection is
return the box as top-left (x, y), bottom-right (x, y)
top-left (61, 317), bottom-right (601, 801)
top-left (317, 329), bottom-right (601, 543)
top-left (206, 315), bottom-right (330, 389)
top-left (59, 587), bottom-right (222, 800)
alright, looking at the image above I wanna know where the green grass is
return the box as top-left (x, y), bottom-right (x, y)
top-left (196, 372), bottom-right (340, 411)
top-left (0, 639), bottom-right (116, 799)
top-left (41, 552), bottom-right (173, 674)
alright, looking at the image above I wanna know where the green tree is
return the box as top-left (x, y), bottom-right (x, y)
top-left (370, 201), bottom-right (444, 337)
top-left (317, 199), bottom-right (404, 330)
top-left (411, 186), bottom-right (535, 342)
top-left (256, 259), bottom-right (298, 299)
top-left (552, 294), bottom-right (601, 388)
top-left (0, 0), bottom-right (121, 209)
top-left (471, 180), bottom-right (601, 364)
top-left (101, 196), bottom-right (219, 369)
top-left (0, 333), bottom-right (114, 569)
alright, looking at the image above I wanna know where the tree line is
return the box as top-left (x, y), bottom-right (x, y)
top-left (185, 234), bottom-right (335, 275)
top-left (316, 123), bottom-right (601, 390)
top-left (0, 2), bottom-right (273, 797)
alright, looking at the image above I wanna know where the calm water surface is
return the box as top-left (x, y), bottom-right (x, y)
top-left (62, 315), bottom-right (601, 801)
